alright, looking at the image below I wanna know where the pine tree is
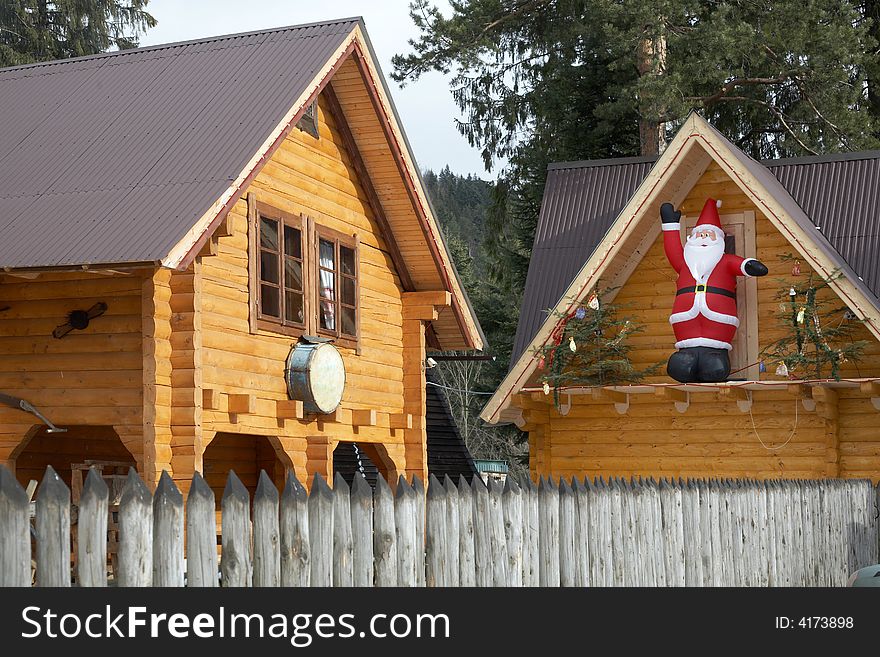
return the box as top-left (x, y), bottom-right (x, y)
top-left (536, 287), bottom-right (658, 409)
top-left (761, 256), bottom-right (869, 380)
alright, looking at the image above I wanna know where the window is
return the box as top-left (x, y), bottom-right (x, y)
top-left (255, 203), bottom-right (306, 333)
top-left (317, 229), bottom-right (358, 343)
top-left (296, 100), bottom-right (319, 139)
top-left (249, 197), bottom-right (359, 345)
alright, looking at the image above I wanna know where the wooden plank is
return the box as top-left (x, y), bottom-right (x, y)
top-left (373, 475), bottom-right (397, 587)
top-left (221, 470), bottom-right (252, 587)
top-left (394, 476), bottom-right (417, 587)
top-left (117, 468), bottom-right (152, 587)
top-left (253, 471), bottom-right (281, 587)
top-left (350, 472), bottom-right (373, 587)
top-left (412, 475), bottom-right (426, 587)
top-left (537, 477), bottom-right (560, 586)
top-left (0, 465), bottom-right (31, 587)
top-left (442, 474), bottom-right (461, 587)
top-left (186, 472), bottom-right (218, 587)
top-left (472, 476), bottom-right (492, 586)
top-left (332, 473), bottom-right (354, 586)
top-left (76, 468), bottom-right (108, 587)
top-left (280, 470), bottom-right (310, 587)
top-left (152, 471), bottom-right (184, 587)
top-left (425, 474), bottom-right (447, 587)
top-left (308, 473), bottom-right (334, 587)
top-left (572, 477), bottom-right (590, 587)
top-left (457, 475), bottom-right (476, 587)
top-left (502, 477), bottom-right (523, 587)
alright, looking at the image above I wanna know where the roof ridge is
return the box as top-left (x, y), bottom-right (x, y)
top-left (0, 17), bottom-right (362, 75)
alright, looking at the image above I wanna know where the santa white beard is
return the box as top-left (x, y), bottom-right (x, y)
top-left (684, 230), bottom-right (725, 282)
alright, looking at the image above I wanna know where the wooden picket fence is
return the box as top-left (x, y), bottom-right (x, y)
top-left (0, 464), bottom-right (877, 587)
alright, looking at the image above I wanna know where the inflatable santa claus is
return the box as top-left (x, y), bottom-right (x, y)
top-left (661, 198), bottom-right (768, 382)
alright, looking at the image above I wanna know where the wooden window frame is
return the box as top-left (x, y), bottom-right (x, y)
top-left (252, 200), bottom-right (310, 338)
top-left (314, 225), bottom-right (360, 351)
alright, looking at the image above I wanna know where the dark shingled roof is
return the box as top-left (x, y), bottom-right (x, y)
top-left (512, 150), bottom-right (880, 365)
top-left (0, 18), bottom-right (359, 268)
top-left (425, 372), bottom-right (479, 481)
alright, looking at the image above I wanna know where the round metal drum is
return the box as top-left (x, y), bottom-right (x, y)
top-left (286, 342), bottom-right (346, 414)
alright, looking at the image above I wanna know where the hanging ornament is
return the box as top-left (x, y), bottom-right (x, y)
top-left (779, 302), bottom-right (788, 312)
top-left (775, 362), bottom-right (789, 377)
top-left (569, 336), bottom-right (577, 352)
top-left (542, 381), bottom-right (550, 396)
top-left (575, 306), bottom-right (586, 320)
top-left (789, 287), bottom-right (797, 298)
top-left (537, 356), bottom-right (545, 371)
top-left (759, 360), bottom-right (767, 373)
top-left (796, 308), bottom-right (805, 324)
top-left (791, 260), bottom-right (801, 277)
top-left (587, 293), bottom-right (600, 310)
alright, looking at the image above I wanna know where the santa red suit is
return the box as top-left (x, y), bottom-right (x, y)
top-left (662, 198), bottom-right (758, 351)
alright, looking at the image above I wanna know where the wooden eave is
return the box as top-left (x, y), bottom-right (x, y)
top-left (481, 112), bottom-right (880, 425)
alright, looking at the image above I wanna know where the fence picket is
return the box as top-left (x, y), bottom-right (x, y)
top-left (186, 472), bottom-right (218, 587)
top-left (395, 476), bottom-right (417, 587)
top-left (253, 471), bottom-right (280, 587)
top-left (117, 468), bottom-right (152, 587)
top-left (0, 465), bottom-right (31, 587)
top-left (412, 475), bottom-right (426, 587)
top-left (308, 473), bottom-right (334, 587)
top-left (558, 478), bottom-right (576, 587)
top-left (350, 472), bottom-right (373, 587)
top-left (457, 475), bottom-right (476, 587)
top-left (502, 477), bottom-right (523, 587)
top-left (472, 477), bottom-right (492, 586)
top-left (538, 477), bottom-right (560, 587)
top-left (280, 470), bottom-right (310, 587)
top-left (221, 470), bottom-right (252, 588)
top-left (35, 465), bottom-right (71, 587)
top-left (332, 473), bottom-right (353, 587)
top-left (152, 471), bottom-right (184, 587)
top-left (77, 468), bottom-right (108, 587)
top-left (443, 475), bottom-right (460, 587)
top-left (373, 475), bottom-right (397, 587)
top-left (426, 474), bottom-right (447, 587)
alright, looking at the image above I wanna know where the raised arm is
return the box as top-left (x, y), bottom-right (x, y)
top-left (660, 202), bottom-right (684, 273)
top-left (725, 254), bottom-right (769, 278)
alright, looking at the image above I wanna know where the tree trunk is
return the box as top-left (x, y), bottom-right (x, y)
top-left (637, 28), bottom-right (667, 156)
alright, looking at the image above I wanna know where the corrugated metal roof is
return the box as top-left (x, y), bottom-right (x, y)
top-left (512, 150), bottom-right (880, 365)
top-left (0, 18), bottom-right (359, 268)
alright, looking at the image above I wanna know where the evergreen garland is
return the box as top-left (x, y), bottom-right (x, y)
top-left (761, 255), bottom-right (869, 380)
top-left (535, 287), bottom-right (659, 409)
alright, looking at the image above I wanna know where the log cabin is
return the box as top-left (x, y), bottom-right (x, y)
top-left (481, 113), bottom-right (880, 483)
top-left (0, 18), bottom-right (485, 498)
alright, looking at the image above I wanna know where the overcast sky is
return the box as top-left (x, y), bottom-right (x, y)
top-left (140, 0), bottom-right (492, 178)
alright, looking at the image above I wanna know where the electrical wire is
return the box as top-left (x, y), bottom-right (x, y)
top-left (749, 396), bottom-right (798, 451)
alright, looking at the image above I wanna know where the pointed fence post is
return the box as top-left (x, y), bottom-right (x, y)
top-left (77, 468), bottom-right (108, 587)
top-left (412, 475), bottom-right (426, 587)
top-left (443, 475), bottom-right (460, 587)
top-left (573, 477), bottom-right (589, 587)
top-left (538, 476), bottom-right (560, 587)
top-left (558, 478), bottom-right (576, 587)
top-left (472, 476), bottom-right (492, 586)
top-left (153, 471), bottom-right (184, 587)
top-left (502, 477), bottom-right (523, 587)
top-left (526, 477), bottom-right (539, 587)
top-left (518, 476), bottom-right (531, 587)
top-left (350, 472), bottom-right (373, 587)
top-left (487, 478), bottom-right (509, 586)
top-left (426, 474), bottom-right (447, 587)
top-left (253, 471), bottom-right (280, 587)
top-left (373, 475), bottom-right (397, 587)
top-left (308, 473), bottom-right (334, 587)
top-left (280, 470), bottom-right (310, 587)
top-left (332, 473), bottom-right (353, 587)
top-left (186, 472), bottom-right (218, 587)
top-left (0, 465), bottom-right (31, 587)
top-left (395, 476), bottom-right (417, 587)
top-left (117, 468), bottom-right (152, 587)
top-left (221, 470), bottom-right (252, 587)
top-left (36, 465), bottom-right (71, 587)
top-left (457, 475), bottom-right (476, 587)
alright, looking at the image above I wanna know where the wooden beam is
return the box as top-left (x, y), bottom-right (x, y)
top-left (324, 83), bottom-right (415, 292)
top-left (216, 217), bottom-right (234, 238)
top-left (591, 387), bottom-right (629, 415)
top-left (203, 389), bottom-right (220, 411)
top-left (859, 381), bottom-right (880, 411)
top-left (402, 291), bottom-right (452, 308)
top-left (317, 407), bottom-right (351, 425)
top-left (787, 383), bottom-right (817, 412)
top-left (655, 387), bottom-right (689, 413)
top-left (227, 394), bottom-right (256, 415)
top-left (811, 386), bottom-right (838, 420)
top-left (811, 386), bottom-right (840, 476)
top-left (402, 305), bottom-right (439, 321)
top-left (276, 399), bottom-right (304, 420)
top-left (718, 386), bottom-right (752, 413)
top-left (351, 409), bottom-right (378, 427)
top-left (389, 413), bottom-right (413, 430)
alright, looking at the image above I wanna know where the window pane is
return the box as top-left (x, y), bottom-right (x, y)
top-left (320, 296), bottom-right (336, 331)
top-left (285, 291), bottom-right (304, 324)
top-left (341, 306), bottom-right (356, 336)
top-left (284, 225), bottom-right (302, 258)
top-left (319, 239), bottom-right (335, 269)
top-left (261, 285), bottom-right (280, 317)
top-left (260, 250), bottom-right (279, 284)
top-left (341, 245), bottom-right (355, 276)
top-left (342, 276), bottom-right (356, 306)
top-left (260, 217), bottom-right (279, 251)
top-left (285, 258), bottom-right (302, 291)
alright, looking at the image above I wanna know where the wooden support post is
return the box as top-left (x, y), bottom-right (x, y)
top-left (656, 387), bottom-right (689, 413)
top-left (787, 383), bottom-right (816, 412)
top-left (305, 436), bottom-right (334, 486)
top-left (859, 381), bottom-right (880, 411)
top-left (812, 387), bottom-right (840, 477)
top-left (719, 386), bottom-right (752, 413)
top-left (276, 399), bottom-right (304, 420)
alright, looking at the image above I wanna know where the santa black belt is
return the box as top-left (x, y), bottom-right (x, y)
top-left (676, 285), bottom-right (736, 299)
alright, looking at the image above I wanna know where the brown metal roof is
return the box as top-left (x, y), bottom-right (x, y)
top-left (512, 150), bottom-right (880, 365)
top-left (0, 18), bottom-right (360, 268)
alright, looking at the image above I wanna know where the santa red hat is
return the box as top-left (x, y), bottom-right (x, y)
top-left (694, 198), bottom-right (723, 233)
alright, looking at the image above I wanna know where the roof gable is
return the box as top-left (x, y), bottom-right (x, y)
top-left (483, 113), bottom-right (880, 423)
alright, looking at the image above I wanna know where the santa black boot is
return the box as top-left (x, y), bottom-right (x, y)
top-left (667, 348), bottom-right (700, 383)
top-left (695, 347), bottom-right (731, 382)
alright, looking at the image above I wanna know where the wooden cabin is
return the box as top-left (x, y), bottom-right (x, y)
top-left (481, 114), bottom-right (880, 483)
top-left (0, 18), bottom-right (484, 497)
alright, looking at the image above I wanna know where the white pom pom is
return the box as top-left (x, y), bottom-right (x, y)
top-left (716, 199), bottom-right (722, 208)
